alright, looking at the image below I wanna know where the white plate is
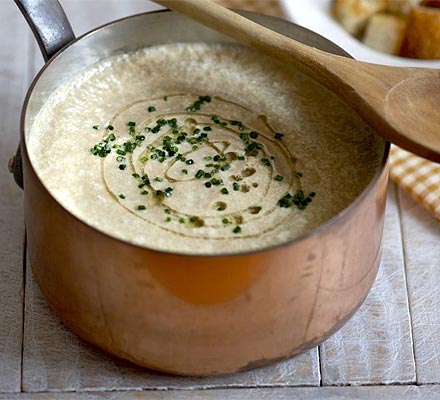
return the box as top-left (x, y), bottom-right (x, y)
top-left (280, 0), bottom-right (440, 68)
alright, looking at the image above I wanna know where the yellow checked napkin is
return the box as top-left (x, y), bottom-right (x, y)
top-left (219, 0), bottom-right (440, 221)
top-left (390, 146), bottom-right (440, 219)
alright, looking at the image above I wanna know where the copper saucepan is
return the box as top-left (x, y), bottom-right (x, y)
top-left (11, 0), bottom-right (389, 376)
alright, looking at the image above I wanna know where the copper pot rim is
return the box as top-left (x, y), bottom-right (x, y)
top-left (20, 9), bottom-right (390, 259)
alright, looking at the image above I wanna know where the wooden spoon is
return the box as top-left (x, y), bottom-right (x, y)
top-left (155, 0), bottom-right (440, 162)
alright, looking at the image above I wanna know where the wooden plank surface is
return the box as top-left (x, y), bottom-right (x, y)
top-left (399, 188), bottom-right (440, 384)
top-left (320, 184), bottom-right (416, 385)
top-left (0, 0), bottom-right (32, 393)
top-left (5, 385), bottom-right (440, 400)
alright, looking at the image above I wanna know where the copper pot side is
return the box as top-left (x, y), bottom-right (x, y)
top-left (24, 147), bottom-right (388, 375)
top-left (18, 8), bottom-right (390, 376)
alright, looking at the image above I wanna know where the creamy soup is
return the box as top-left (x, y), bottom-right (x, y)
top-left (28, 43), bottom-right (384, 254)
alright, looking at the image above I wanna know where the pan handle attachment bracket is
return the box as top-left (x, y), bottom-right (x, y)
top-left (14, 0), bottom-right (75, 62)
top-left (8, 148), bottom-right (23, 189)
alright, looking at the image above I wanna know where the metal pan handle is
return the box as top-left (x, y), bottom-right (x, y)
top-left (14, 0), bottom-right (75, 62)
top-left (10, 0), bottom-right (75, 188)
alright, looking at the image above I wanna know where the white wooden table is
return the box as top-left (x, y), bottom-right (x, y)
top-left (1, 1), bottom-right (440, 398)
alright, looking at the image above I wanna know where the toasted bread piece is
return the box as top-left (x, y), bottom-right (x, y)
top-left (400, 6), bottom-right (440, 58)
top-left (333, 0), bottom-right (387, 36)
top-left (363, 14), bottom-right (407, 54)
top-left (386, 0), bottom-right (422, 14)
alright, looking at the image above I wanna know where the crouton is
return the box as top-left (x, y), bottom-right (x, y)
top-left (363, 13), bottom-right (407, 54)
top-left (400, 6), bottom-right (440, 58)
top-left (333, 0), bottom-right (387, 36)
top-left (386, 0), bottom-right (422, 15)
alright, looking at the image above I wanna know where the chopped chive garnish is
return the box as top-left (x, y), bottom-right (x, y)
top-left (205, 182), bottom-right (212, 188)
top-left (123, 142), bottom-right (135, 153)
top-left (222, 218), bottom-right (230, 224)
top-left (250, 131), bottom-right (259, 139)
top-left (154, 177), bottom-right (163, 182)
top-left (164, 209), bottom-right (171, 214)
top-left (233, 182), bottom-right (240, 191)
top-left (203, 126), bottom-right (212, 131)
top-left (165, 217), bottom-right (171, 222)
top-left (92, 125), bottom-right (100, 130)
top-left (116, 156), bottom-right (125, 162)
top-left (237, 155), bottom-right (245, 161)
top-left (230, 120), bottom-right (243, 128)
top-left (275, 175), bottom-right (284, 181)
top-left (195, 170), bottom-right (204, 179)
top-left (182, 169), bottom-right (188, 175)
top-left (233, 226), bottom-right (242, 234)
top-left (137, 205), bottom-right (146, 211)
top-left (106, 125), bottom-right (114, 131)
top-left (278, 193), bottom-right (292, 208)
top-left (261, 158), bottom-right (271, 166)
top-left (179, 218), bottom-right (185, 224)
top-left (277, 190), bottom-right (315, 210)
top-left (211, 178), bottom-right (223, 185)
top-left (127, 121), bottom-right (136, 127)
top-left (90, 142), bottom-right (111, 157)
top-left (148, 106), bottom-right (156, 112)
top-left (186, 159), bottom-right (194, 165)
top-left (274, 132), bottom-right (284, 140)
top-left (186, 95), bottom-right (211, 112)
top-left (116, 149), bottom-right (126, 156)
top-left (296, 171), bottom-right (303, 178)
top-left (240, 133), bottom-right (249, 142)
top-left (140, 190), bottom-right (148, 195)
top-left (132, 173), bottom-right (140, 178)
top-left (221, 188), bottom-right (229, 195)
top-left (118, 194), bottom-right (126, 199)
top-left (118, 164), bottom-right (126, 170)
